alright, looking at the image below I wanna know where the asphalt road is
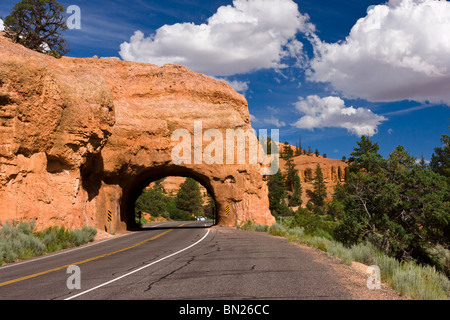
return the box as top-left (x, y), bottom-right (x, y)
top-left (0, 220), bottom-right (355, 300)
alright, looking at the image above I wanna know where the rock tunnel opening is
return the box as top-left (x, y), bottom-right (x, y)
top-left (121, 166), bottom-right (219, 230)
top-left (135, 176), bottom-right (216, 227)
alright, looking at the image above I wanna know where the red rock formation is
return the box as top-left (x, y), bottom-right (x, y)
top-left (148, 176), bottom-right (209, 204)
top-left (279, 155), bottom-right (348, 206)
top-left (0, 35), bottom-right (275, 231)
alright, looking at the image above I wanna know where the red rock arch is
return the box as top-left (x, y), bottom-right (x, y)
top-left (0, 36), bottom-right (275, 232)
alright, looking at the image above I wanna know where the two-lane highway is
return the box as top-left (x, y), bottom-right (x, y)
top-left (0, 221), bottom-right (212, 300)
top-left (1, 221), bottom-right (404, 301)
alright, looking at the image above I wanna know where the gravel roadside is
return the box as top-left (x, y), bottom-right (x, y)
top-left (289, 242), bottom-right (409, 300)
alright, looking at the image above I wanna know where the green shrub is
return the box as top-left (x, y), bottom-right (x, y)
top-left (72, 226), bottom-right (97, 246)
top-left (36, 225), bottom-right (97, 252)
top-left (0, 221), bottom-right (45, 265)
top-left (309, 237), bottom-right (329, 253)
top-left (285, 227), bottom-right (305, 242)
top-left (239, 220), bottom-right (255, 231)
top-left (391, 261), bottom-right (450, 300)
top-left (291, 210), bottom-right (336, 239)
top-left (349, 242), bottom-right (378, 265)
top-left (38, 226), bottom-right (69, 252)
top-left (373, 253), bottom-right (399, 283)
top-left (309, 228), bottom-right (334, 241)
top-left (239, 222), bottom-right (450, 300)
top-left (254, 224), bottom-right (269, 232)
top-left (428, 245), bottom-right (450, 277)
top-left (268, 223), bottom-right (287, 237)
top-left (325, 240), bottom-right (353, 265)
top-left (370, 252), bottom-right (449, 299)
top-left (0, 221), bottom-right (97, 265)
top-left (238, 221), bottom-right (269, 233)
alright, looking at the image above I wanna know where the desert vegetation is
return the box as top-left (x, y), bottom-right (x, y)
top-left (2, 0), bottom-right (70, 58)
top-left (239, 222), bottom-right (449, 300)
top-left (261, 129), bottom-right (450, 299)
top-left (0, 220), bottom-right (97, 266)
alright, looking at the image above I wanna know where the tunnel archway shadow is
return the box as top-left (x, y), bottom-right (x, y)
top-left (121, 165), bottom-right (219, 231)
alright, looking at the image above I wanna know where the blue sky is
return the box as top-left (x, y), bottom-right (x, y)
top-left (1, 0), bottom-right (449, 160)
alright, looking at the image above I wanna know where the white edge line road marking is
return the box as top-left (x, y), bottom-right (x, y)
top-left (64, 228), bottom-right (211, 300)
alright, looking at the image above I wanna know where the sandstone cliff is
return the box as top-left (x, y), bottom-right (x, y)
top-left (0, 35), bottom-right (275, 231)
top-left (279, 155), bottom-right (347, 206)
top-left (148, 176), bottom-right (209, 204)
top-left (277, 142), bottom-right (348, 205)
top-left (158, 156), bottom-right (348, 210)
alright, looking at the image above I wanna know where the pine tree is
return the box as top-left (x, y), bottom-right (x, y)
top-left (176, 178), bottom-right (203, 216)
top-left (283, 143), bottom-right (298, 192)
top-left (268, 169), bottom-right (290, 216)
top-left (299, 135), bottom-right (302, 155)
top-left (282, 141), bottom-right (293, 160)
top-left (288, 174), bottom-right (302, 207)
top-left (285, 159), bottom-right (297, 192)
top-left (203, 193), bottom-right (216, 220)
top-left (335, 141), bottom-right (450, 263)
top-left (419, 152), bottom-right (427, 169)
top-left (135, 184), bottom-right (167, 218)
top-left (312, 164), bottom-right (327, 207)
top-left (348, 135), bottom-right (384, 173)
top-left (266, 137), bottom-right (272, 155)
top-left (430, 129), bottom-right (450, 183)
top-left (4, 0), bottom-right (69, 57)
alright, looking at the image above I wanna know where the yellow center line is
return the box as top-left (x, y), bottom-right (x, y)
top-left (0, 222), bottom-right (191, 288)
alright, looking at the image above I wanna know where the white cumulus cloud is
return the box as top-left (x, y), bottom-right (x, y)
top-left (264, 116), bottom-right (286, 127)
top-left (308, 0), bottom-right (450, 105)
top-left (119, 0), bottom-right (314, 76)
top-left (250, 113), bottom-right (260, 124)
top-left (211, 77), bottom-right (249, 94)
top-left (292, 95), bottom-right (387, 136)
top-left (224, 79), bottom-right (250, 93)
top-left (0, 19), bottom-right (4, 32)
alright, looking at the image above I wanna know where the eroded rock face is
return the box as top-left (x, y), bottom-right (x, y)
top-left (0, 36), bottom-right (275, 231)
top-left (279, 155), bottom-right (348, 205)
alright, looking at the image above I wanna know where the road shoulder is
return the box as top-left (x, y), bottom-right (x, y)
top-left (289, 242), bottom-right (408, 300)
top-left (235, 227), bottom-right (408, 300)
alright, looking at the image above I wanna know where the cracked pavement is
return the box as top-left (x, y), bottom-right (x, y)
top-left (0, 221), bottom-right (404, 300)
